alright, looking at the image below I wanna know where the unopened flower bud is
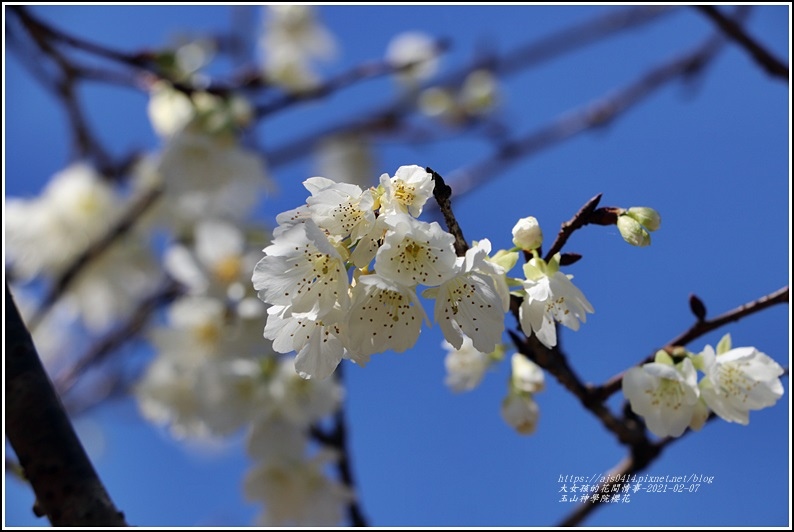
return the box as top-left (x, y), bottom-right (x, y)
top-left (626, 206), bottom-right (661, 232)
top-left (617, 214), bottom-right (650, 247)
top-left (512, 216), bottom-right (543, 251)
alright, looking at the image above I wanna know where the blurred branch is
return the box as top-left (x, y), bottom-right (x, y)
top-left (446, 26), bottom-right (729, 200)
top-left (255, 39), bottom-right (451, 118)
top-left (695, 5), bottom-right (789, 80)
top-left (266, 6), bottom-right (676, 169)
top-left (310, 365), bottom-right (369, 527)
top-left (8, 6), bottom-right (113, 168)
top-left (54, 277), bottom-right (183, 397)
top-left (5, 284), bottom-right (128, 527)
top-left (595, 285), bottom-right (790, 400)
top-left (28, 185), bottom-right (164, 331)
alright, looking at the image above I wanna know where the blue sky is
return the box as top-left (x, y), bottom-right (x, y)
top-left (4, 4), bottom-right (791, 527)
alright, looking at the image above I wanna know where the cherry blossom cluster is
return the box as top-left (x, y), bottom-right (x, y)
top-left (253, 165), bottom-right (512, 380)
top-left (622, 334), bottom-right (784, 438)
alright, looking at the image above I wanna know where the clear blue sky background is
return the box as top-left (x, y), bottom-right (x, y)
top-left (4, 4), bottom-right (791, 527)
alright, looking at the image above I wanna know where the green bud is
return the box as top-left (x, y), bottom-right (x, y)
top-left (617, 214), bottom-right (651, 247)
top-left (654, 349), bottom-right (674, 366)
top-left (627, 207), bottom-right (661, 232)
top-left (716, 333), bottom-right (732, 355)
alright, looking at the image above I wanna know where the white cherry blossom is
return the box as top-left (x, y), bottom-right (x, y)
top-left (264, 305), bottom-right (348, 381)
top-left (622, 354), bottom-right (700, 438)
top-left (698, 336), bottom-right (784, 425)
top-left (375, 214), bottom-right (457, 287)
top-left (307, 179), bottom-right (376, 242)
top-left (429, 239), bottom-right (508, 353)
top-left (346, 274), bottom-right (427, 357)
top-left (252, 219), bottom-right (349, 320)
top-left (378, 165), bottom-right (435, 217)
top-left (518, 254), bottom-right (594, 349)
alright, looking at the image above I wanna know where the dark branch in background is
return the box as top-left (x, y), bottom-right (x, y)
top-left (8, 6), bottom-right (113, 169)
top-left (596, 285), bottom-right (790, 400)
top-left (265, 6), bottom-right (676, 170)
top-left (255, 39), bottom-right (451, 118)
top-left (28, 185), bottom-right (164, 332)
top-left (695, 5), bottom-right (789, 81)
top-left (5, 284), bottom-right (128, 527)
top-left (446, 24), bottom-right (731, 200)
top-left (54, 277), bottom-right (183, 397)
top-left (427, 168), bottom-right (469, 256)
top-left (310, 364), bottom-right (369, 527)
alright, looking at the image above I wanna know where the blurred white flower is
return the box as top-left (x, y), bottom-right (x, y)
top-left (386, 31), bottom-right (440, 86)
top-left (442, 336), bottom-right (492, 392)
top-left (314, 133), bottom-right (376, 190)
top-left (510, 353), bottom-right (545, 394)
top-left (244, 449), bottom-right (353, 527)
top-left (6, 162), bottom-right (120, 279)
top-left (165, 218), bottom-right (263, 303)
top-left (501, 391), bottom-right (540, 435)
top-left (266, 357), bottom-right (345, 427)
top-left (67, 237), bottom-right (159, 332)
top-left (259, 5), bottom-right (337, 93)
top-left (157, 131), bottom-right (269, 227)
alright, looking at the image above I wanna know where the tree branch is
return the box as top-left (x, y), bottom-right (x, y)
top-left (596, 285), bottom-right (790, 400)
top-left (28, 185), bottom-right (163, 331)
top-left (54, 277), bottom-right (183, 397)
top-left (447, 28), bottom-right (728, 200)
top-left (5, 283), bottom-right (128, 527)
top-left (695, 5), bottom-right (789, 80)
top-left (427, 167), bottom-right (469, 256)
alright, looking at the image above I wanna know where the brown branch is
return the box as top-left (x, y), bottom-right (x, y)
top-left (265, 6), bottom-right (676, 170)
top-left (28, 185), bottom-right (164, 331)
top-left (543, 194), bottom-right (608, 261)
top-left (507, 329), bottom-right (645, 447)
top-left (309, 365), bottom-right (369, 527)
top-left (596, 286), bottom-right (790, 400)
top-left (5, 284), bottom-right (129, 527)
top-left (695, 5), bottom-right (789, 80)
top-left (445, 29), bottom-right (727, 200)
top-left (255, 39), bottom-right (451, 118)
top-left (11, 6), bottom-right (151, 69)
top-left (427, 167), bottom-right (468, 257)
top-left (54, 277), bottom-right (183, 397)
top-left (557, 442), bottom-right (662, 527)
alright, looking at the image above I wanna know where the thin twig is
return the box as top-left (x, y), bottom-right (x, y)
top-left (54, 277), bottom-right (183, 396)
top-left (543, 194), bottom-right (604, 261)
top-left (446, 29), bottom-right (727, 201)
top-left (596, 286), bottom-right (790, 400)
top-left (427, 167), bottom-right (468, 257)
top-left (695, 5), bottom-right (789, 80)
top-left (266, 6), bottom-right (676, 170)
top-left (28, 185), bottom-right (164, 331)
